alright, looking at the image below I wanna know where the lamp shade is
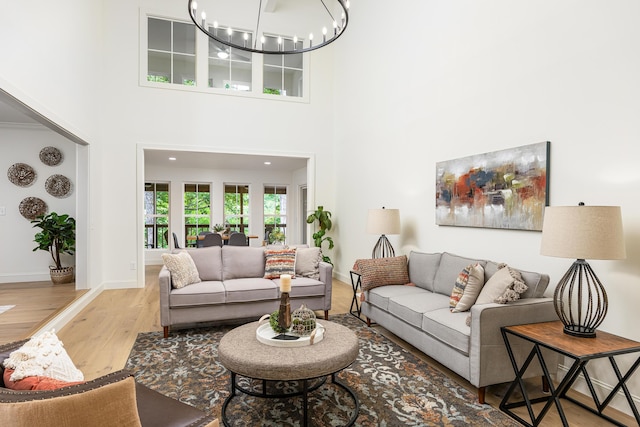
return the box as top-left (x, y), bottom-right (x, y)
top-left (366, 208), bottom-right (401, 235)
top-left (540, 205), bottom-right (626, 260)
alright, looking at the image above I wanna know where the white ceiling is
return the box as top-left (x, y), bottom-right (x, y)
top-left (144, 149), bottom-right (308, 172)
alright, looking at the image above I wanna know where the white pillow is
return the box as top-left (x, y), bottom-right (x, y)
top-left (475, 263), bottom-right (527, 305)
top-left (295, 247), bottom-right (322, 280)
top-left (3, 329), bottom-right (84, 382)
top-left (162, 251), bottom-right (201, 289)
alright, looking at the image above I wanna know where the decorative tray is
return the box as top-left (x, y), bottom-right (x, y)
top-left (256, 322), bottom-right (325, 348)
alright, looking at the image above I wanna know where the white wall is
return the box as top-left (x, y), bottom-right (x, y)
top-left (332, 0), bottom-right (640, 414)
top-left (0, 125), bottom-right (77, 282)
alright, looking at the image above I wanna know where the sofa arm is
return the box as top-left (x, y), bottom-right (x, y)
top-left (468, 297), bottom-right (560, 387)
top-left (319, 262), bottom-right (333, 311)
top-left (159, 266), bottom-right (172, 327)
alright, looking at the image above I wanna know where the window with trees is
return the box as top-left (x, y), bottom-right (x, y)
top-left (147, 17), bottom-right (196, 85)
top-left (224, 184), bottom-right (250, 233)
top-left (184, 184), bottom-right (211, 242)
top-left (144, 182), bottom-right (169, 249)
top-left (264, 185), bottom-right (287, 244)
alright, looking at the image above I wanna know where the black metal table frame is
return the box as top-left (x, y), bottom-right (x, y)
top-left (500, 326), bottom-right (640, 427)
top-left (221, 370), bottom-right (359, 427)
top-left (349, 270), bottom-right (364, 321)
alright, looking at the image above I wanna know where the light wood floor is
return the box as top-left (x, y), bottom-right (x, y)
top-left (2, 266), bottom-right (633, 426)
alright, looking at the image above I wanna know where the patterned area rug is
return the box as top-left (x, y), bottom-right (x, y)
top-left (126, 314), bottom-right (517, 426)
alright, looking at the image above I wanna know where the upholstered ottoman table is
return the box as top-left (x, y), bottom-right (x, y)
top-left (218, 320), bottom-right (359, 427)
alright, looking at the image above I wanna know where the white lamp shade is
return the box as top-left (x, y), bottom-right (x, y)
top-left (540, 205), bottom-right (626, 260)
top-left (366, 208), bottom-right (400, 235)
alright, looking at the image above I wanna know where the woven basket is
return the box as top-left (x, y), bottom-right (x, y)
top-left (50, 267), bottom-right (74, 285)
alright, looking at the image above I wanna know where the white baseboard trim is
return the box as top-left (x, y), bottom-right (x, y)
top-left (0, 272), bottom-right (50, 283)
top-left (557, 363), bottom-right (640, 419)
top-left (32, 285), bottom-right (104, 336)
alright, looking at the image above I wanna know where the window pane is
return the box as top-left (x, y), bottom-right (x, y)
top-left (173, 22), bottom-right (195, 54)
top-left (264, 66), bottom-right (282, 94)
top-left (209, 59), bottom-right (230, 88)
top-left (284, 53), bottom-right (303, 69)
top-left (264, 53), bottom-right (282, 66)
top-left (148, 51), bottom-right (171, 82)
top-left (148, 18), bottom-right (171, 51)
top-left (173, 54), bottom-right (196, 85)
top-left (230, 62), bottom-right (252, 90)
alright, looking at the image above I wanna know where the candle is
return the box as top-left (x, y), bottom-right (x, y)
top-left (280, 274), bottom-right (291, 293)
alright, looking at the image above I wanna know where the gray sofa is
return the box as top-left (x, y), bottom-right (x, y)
top-left (361, 251), bottom-right (559, 403)
top-left (159, 245), bottom-right (332, 337)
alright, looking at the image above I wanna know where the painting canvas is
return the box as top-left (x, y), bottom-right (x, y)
top-left (436, 141), bottom-right (549, 231)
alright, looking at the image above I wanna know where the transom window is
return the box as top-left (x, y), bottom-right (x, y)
top-left (144, 182), bottom-right (169, 249)
top-left (263, 36), bottom-right (303, 97)
top-left (147, 18), bottom-right (196, 85)
top-left (208, 25), bottom-right (252, 91)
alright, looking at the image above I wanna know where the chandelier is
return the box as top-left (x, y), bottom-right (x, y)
top-left (188, 0), bottom-right (350, 55)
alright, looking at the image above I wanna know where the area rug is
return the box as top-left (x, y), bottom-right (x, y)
top-left (126, 314), bottom-right (517, 426)
top-left (0, 305), bottom-right (15, 316)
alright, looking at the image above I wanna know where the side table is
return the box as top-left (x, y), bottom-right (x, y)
top-left (349, 270), bottom-right (363, 321)
top-left (500, 321), bottom-right (640, 427)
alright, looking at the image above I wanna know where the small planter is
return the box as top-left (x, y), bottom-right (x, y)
top-left (50, 266), bottom-right (74, 285)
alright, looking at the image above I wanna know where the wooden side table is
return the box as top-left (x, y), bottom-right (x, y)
top-left (500, 321), bottom-right (640, 427)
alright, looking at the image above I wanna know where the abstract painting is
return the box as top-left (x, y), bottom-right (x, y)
top-left (436, 141), bottom-right (549, 231)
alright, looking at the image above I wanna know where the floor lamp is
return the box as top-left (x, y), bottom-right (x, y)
top-left (366, 207), bottom-right (400, 259)
top-left (540, 203), bottom-right (626, 337)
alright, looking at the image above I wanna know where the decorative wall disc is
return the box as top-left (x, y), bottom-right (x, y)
top-left (45, 174), bottom-right (72, 198)
top-left (7, 163), bottom-right (37, 187)
top-left (39, 146), bottom-right (63, 166)
top-left (19, 197), bottom-right (48, 220)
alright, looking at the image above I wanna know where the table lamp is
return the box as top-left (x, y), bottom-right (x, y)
top-left (366, 207), bottom-right (400, 258)
top-left (540, 203), bottom-right (626, 337)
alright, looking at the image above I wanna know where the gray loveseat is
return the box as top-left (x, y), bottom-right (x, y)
top-left (360, 251), bottom-right (559, 403)
top-left (159, 245), bottom-right (332, 337)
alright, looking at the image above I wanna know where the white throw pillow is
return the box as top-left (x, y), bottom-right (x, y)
top-left (475, 263), bottom-right (528, 305)
top-left (162, 251), bottom-right (201, 289)
top-left (295, 247), bottom-right (323, 280)
top-left (3, 329), bottom-right (84, 382)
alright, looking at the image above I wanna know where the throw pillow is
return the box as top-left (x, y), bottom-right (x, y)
top-left (3, 329), bottom-right (84, 383)
top-left (161, 251), bottom-right (201, 289)
top-left (3, 368), bottom-right (84, 390)
top-left (475, 263), bottom-right (528, 305)
top-left (264, 248), bottom-right (297, 279)
top-left (449, 263), bottom-right (485, 312)
top-left (295, 247), bottom-right (322, 280)
top-left (355, 256), bottom-right (409, 291)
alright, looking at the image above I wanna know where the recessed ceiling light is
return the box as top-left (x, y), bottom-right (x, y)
top-left (169, 157), bottom-right (177, 161)
top-left (264, 161), bottom-right (271, 165)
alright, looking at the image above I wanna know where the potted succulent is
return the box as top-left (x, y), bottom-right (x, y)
top-left (31, 212), bottom-right (76, 284)
top-left (213, 223), bottom-right (225, 233)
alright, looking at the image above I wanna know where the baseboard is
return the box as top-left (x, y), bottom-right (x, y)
top-left (0, 272), bottom-right (50, 283)
top-left (32, 285), bottom-right (103, 336)
top-left (557, 362), bottom-right (640, 419)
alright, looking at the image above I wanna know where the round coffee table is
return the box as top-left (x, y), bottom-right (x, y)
top-left (218, 320), bottom-right (359, 427)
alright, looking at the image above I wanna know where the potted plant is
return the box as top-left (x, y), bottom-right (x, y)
top-left (306, 206), bottom-right (334, 265)
top-left (31, 212), bottom-right (76, 284)
top-left (213, 223), bottom-right (225, 233)
top-left (268, 228), bottom-right (285, 244)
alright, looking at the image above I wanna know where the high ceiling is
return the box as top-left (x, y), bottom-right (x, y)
top-left (0, 94), bottom-right (38, 125)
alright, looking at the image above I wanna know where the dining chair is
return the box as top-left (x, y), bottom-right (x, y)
top-left (196, 231), bottom-right (213, 248)
top-left (228, 232), bottom-right (248, 246)
top-left (201, 233), bottom-right (223, 247)
top-left (172, 232), bottom-right (182, 249)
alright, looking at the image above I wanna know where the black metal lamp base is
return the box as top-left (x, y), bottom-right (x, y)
top-left (563, 324), bottom-right (597, 338)
top-left (372, 235), bottom-right (395, 259)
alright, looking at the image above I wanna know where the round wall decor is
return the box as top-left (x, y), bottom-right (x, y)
top-left (19, 197), bottom-right (48, 220)
top-left (39, 146), bottom-right (63, 166)
top-left (7, 163), bottom-right (37, 187)
top-left (45, 174), bottom-right (72, 198)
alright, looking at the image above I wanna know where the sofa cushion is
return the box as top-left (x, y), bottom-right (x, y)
top-left (422, 308), bottom-right (471, 356)
top-left (433, 252), bottom-right (486, 296)
top-left (169, 281), bottom-right (225, 307)
top-left (162, 252), bottom-right (201, 289)
top-left (264, 248), bottom-right (297, 279)
top-left (223, 278), bottom-right (278, 303)
top-left (485, 261), bottom-right (549, 298)
top-left (408, 251), bottom-right (442, 291)
top-left (184, 246), bottom-right (222, 281)
top-left (366, 285), bottom-right (428, 311)
top-left (222, 246), bottom-right (266, 280)
top-left (295, 247), bottom-right (323, 280)
top-left (450, 263), bottom-right (485, 312)
top-left (3, 330), bottom-right (84, 383)
top-left (388, 292), bottom-right (451, 328)
top-left (355, 256), bottom-right (409, 291)
top-left (279, 277), bottom-right (325, 298)
top-left (476, 263), bottom-right (527, 304)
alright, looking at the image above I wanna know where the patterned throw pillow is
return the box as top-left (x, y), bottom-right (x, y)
top-left (355, 256), bottom-right (409, 291)
top-left (264, 248), bottom-right (297, 279)
top-left (475, 263), bottom-right (528, 305)
top-left (161, 251), bottom-right (201, 289)
top-left (449, 263), bottom-right (485, 312)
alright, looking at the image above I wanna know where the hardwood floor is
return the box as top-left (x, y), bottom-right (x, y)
top-left (3, 265), bottom-right (634, 425)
